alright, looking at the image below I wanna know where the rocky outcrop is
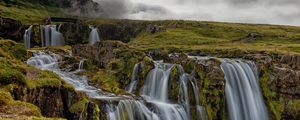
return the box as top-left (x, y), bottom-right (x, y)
top-left (12, 85), bottom-right (99, 119)
top-left (0, 17), bottom-right (24, 41)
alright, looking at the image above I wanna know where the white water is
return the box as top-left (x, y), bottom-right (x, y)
top-left (27, 52), bottom-right (207, 120)
top-left (78, 59), bottom-right (85, 71)
top-left (40, 25), bottom-right (65, 47)
top-left (221, 59), bottom-right (268, 120)
top-left (23, 25), bottom-right (33, 49)
top-left (126, 63), bottom-right (140, 93)
top-left (26, 51), bottom-right (116, 99)
top-left (112, 61), bottom-right (208, 120)
top-left (88, 26), bottom-right (100, 45)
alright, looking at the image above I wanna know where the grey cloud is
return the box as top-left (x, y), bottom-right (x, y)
top-left (85, 0), bottom-right (300, 25)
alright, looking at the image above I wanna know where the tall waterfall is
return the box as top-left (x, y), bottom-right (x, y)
top-left (221, 60), bottom-right (268, 120)
top-left (88, 26), bottom-right (100, 45)
top-left (23, 25), bottom-right (33, 49)
top-left (40, 25), bottom-right (65, 47)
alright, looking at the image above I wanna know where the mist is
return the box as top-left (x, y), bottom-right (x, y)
top-left (92, 0), bottom-right (300, 25)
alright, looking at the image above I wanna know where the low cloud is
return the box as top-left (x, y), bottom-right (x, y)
top-left (89, 0), bottom-right (300, 25)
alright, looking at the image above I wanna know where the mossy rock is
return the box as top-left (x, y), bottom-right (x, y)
top-left (9, 43), bottom-right (27, 60)
top-left (0, 90), bottom-right (13, 105)
top-left (0, 90), bottom-right (42, 118)
top-left (26, 70), bottom-right (63, 88)
top-left (69, 99), bottom-right (89, 114)
top-left (286, 100), bottom-right (300, 119)
top-left (0, 63), bottom-right (26, 85)
top-left (90, 70), bottom-right (122, 94)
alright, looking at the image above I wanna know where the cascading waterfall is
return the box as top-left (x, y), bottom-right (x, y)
top-left (40, 25), bottom-right (65, 47)
top-left (23, 25), bottom-right (33, 49)
top-left (110, 61), bottom-right (208, 120)
top-left (220, 59), bottom-right (268, 120)
top-left (141, 61), bottom-right (173, 101)
top-left (177, 65), bottom-right (207, 120)
top-left (107, 100), bottom-right (160, 120)
top-left (27, 52), bottom-right (207, 120)
top-left (88, 26), bottom-right (100, 45)
top-left (26, 51), bottom-right (116, 99)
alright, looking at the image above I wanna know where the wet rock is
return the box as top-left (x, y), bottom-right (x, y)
top-left (0, 17), bottom-right (24, 41)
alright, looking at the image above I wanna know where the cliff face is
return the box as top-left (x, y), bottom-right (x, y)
top-left (0, 17), bottom-right (24, 41)
top-left (72, 42), bottom-right (300, 120)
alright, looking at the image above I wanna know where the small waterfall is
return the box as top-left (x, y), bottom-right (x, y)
top-left (141, 61), bottom-right (174, 101)
top-left (40, 25), bottom-right (65, 47)
top-left (126, 63), bottom-right (141, 93)
top-left (23, 25), bottom-right (33, 49)
top-left (27, 51), bottom-right (116, 99)
top-left (221, 59), bottom-right (268, 120)
top-left (88, 26), bottom-right (100, 45)
top-left (78, 59), bottom-right (85, 71)
top-left (109, 61), bottom-right (207, 120)
top-left (107, 100), bottom-right (160, 120)
top-left (177, 65), bottom-right (207, 120)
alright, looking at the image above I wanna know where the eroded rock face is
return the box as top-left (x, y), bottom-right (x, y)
top-left (12, 85), bottom-right (99, 119)
top-left (0, 17), bottom-right (24, 41)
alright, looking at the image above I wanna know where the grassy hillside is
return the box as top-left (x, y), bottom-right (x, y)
top-left (0, 0), bottom-right (64, 23)
top-left (127, 21), bottom-right (300, 54)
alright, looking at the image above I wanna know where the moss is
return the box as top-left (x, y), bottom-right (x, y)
top-left (169, 66), bottom-right (180, 101)
top-left (0, 90), bottom-right (42, 117)
top-left (82, 59), bottom-right (98, 71)
top-left (0, 58), bottom-right (26, 86)
top-left (91, 70), bottom-right (122, 94)
top-left (93, 104), bottom-right (100, 120)
top-left (10, 43), bottom-right (27, 60)
top-left (268, 100), bottom-right (285, 120)
top-left (69, 99), bottom-right (89, 114)
top-left (0, 90), bottom-right (13, 105)
top-left (27, 70), bottom-right (62, 88)
top-left (12, 101), bottom-right (42, 117)
top-left (286, 100), bottom-right (300, 119)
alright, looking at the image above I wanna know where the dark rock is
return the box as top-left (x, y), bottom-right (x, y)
top-left (240, 32), bottom-right (262, 42)
top-left (0, 16), bottom-right (24, 41)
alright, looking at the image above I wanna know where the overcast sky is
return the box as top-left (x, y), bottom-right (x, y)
top-left (93, 0), bottom-right (300, 26)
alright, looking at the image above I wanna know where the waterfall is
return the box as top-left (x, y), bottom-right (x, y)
top-left (110, 61), bottom-right (207, 120)
top-left (107, 100), bottom-right (160, 120)
top-left (23, 25), bottom-right (33, 49)
top-left (78, 59), bottom-right (85, 71)
top-left (177, 65), bottom-right (208, 120)
top-left (27, 52), bottom-right (207, 120)
top-left (27, 51), bottom-right (116, 99)
top-left (40, 25), bottom-right (65, 47)
top-left (141, 61), bottom-right (174, 101)
top-left (221, 59), bottom-right (268, 120)
top-left (88, 26), bottom-right (100, 45)
top-left (126, 63), bottom-right (141, 93)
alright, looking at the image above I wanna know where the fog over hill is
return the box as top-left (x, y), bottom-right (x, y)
top-left (91, 0), bottom-right (300, 25)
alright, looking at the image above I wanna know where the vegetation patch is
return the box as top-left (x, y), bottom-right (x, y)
top-left (69, 99), bottom-right (89, 114)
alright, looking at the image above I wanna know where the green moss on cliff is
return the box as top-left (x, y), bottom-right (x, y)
top-left (69, 99), bottom-right (89, 114)
top-left (91, 70), bottom-right (122, 94)
top-left (0, 90), bottom-right (42, 118)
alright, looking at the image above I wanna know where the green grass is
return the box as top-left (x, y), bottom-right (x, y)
top-left (0, 0), bottom-right (64, 23)
top-left (129, 20), bottom-right (300, 54)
